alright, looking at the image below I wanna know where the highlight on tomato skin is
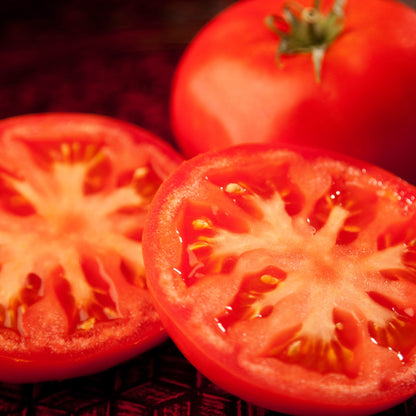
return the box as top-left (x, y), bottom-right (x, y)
top-left (170, 0), bottom-right (416, 184)
top-left (0, 113), bottom-right (183, 383)
top-left (142, 144), bottom-right (416, 416)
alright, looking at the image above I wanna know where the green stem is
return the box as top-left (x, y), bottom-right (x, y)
top-left (265, 0), bottom-right (346, 82)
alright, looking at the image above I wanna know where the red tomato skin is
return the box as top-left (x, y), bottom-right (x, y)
top-left (171, 0), bottom-right (416, 184)
top-left (0, 325), bottom-right (167, 383)
top-left (0, 113), bottom-right (183, 176)
top-left (0, 113), bottom-right (182, 383)
top-left (143, 144), bottom-right (416, 416)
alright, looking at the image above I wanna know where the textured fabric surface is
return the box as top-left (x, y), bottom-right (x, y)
top-left (0, 1), bottom-right (416, 415)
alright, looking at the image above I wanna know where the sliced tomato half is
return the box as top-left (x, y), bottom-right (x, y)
top-left (0, 113), bottom-right (182, 383)
top-left (143, 144), bottom-right (416, 416)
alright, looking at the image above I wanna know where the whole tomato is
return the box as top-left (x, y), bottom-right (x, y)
top-left (171, 0), bottom-right (416, 184)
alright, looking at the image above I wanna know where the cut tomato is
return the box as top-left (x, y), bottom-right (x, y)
top-left (143, 144), bottom-right (416, 415)
top-left (0, 113), bottom-right (182, 383)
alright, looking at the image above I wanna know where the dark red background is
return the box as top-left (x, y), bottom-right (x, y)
top-left (0, 0), bottom-right (237, 147)
top-left (1, 1), bottom-right (416, 415)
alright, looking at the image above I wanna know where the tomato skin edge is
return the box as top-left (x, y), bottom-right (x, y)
top-left (0, 112), bottom-right (183, 167)
top-left (0, 327), bottom-right (168, 384)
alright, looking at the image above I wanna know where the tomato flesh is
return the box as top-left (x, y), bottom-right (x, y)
top-left (0, 113), bottom-right (182, 383)
top-left (143, 145), bottom-right (416, 415)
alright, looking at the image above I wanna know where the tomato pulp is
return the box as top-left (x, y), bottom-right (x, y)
top-left (171, 0), bottom-right (416, 184)
top-left (143, 144), bottom-right (416, 415)
top-left (0, 113), bottom-right (183, 383)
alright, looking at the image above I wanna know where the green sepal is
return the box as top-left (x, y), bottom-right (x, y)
top-left (265, 0), bottom-right (346, 82)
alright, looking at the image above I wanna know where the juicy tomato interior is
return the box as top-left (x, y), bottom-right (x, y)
top-left (143, 145), bottom-right (416, 415)
top-left (0, 113), bottom-right (181, 382)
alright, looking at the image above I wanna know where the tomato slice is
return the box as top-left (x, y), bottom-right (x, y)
top-left (143, 145), bottom-right (416, 416)
top-left (0, 113), bottom-right (182, 383)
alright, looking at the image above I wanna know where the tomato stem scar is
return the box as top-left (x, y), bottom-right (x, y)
top-left (265, 0), bottom-right (346, 82)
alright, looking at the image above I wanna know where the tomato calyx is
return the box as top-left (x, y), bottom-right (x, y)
top-left (265, 0), bottom-right (345, 82)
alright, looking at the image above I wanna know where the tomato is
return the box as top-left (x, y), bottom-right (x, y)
top-left (143, 144), bottom-right (416, 415)
top-left (171, 0), bottom-right (416, 184)
top-left (0, 113), bottom-right (183, 383)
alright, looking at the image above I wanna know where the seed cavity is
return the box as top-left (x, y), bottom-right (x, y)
top-left (216, 266), bottom-right (286, 332)
top-left (266, 333), bottom-right (358, 376)
top-left (367, 291), bottom-right (416, 361)
top-left (225, 183), bottom-right (246, 194)
top-left (335, 322), bottom-right (344, 330)
top-left (189, 240), bottom-right (211, 251)
top-left (134, 166), bottom-right (149, 179)
top-left (192, 218), bottom-right (213, 230)
top-left (260, 274), bottom-right (279, 285)
top-left (132, 165), bottom-right (163, 199)
top-left (120, 258), bottom-right (146, 288)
